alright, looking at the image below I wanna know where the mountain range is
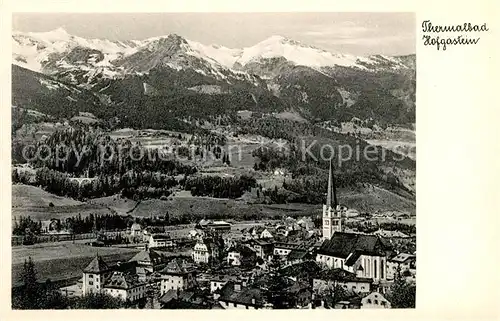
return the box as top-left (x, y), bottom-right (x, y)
top-left (12, 28), bottom-right (415, 126)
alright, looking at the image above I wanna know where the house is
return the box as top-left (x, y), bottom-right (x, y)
top-left (103, 271), bottom-right (147, 302)
top-left (227, 245), bottom-right (257, 266)
top-left (244, 239), bottom-right (273, 260)
top-left (247, 226), bottom-right (274, 239)
top-left (286, 249), bottom-right (309, 265)
top-left (386, 253), bottom-right (416, 280)
top-left (196, 219), bottom-right (232, 232)
top-left (360, 291), bottom-right (391, 309)
top-left (192, 238), bottom-right (222, 264)
top-left (129, 223), bottom-right (142, 237)
top-left (273, 242), bottom-right (301, 256)
top-left (188, 229), bottom-right (204, 240)
top-left (82, 255), bottom-right (110, 295)
top-left (159, 258), bottom-right (197, 295)
top-left (312, 268), bottom-right (373, 295)
top-left (296, 217), bottom-right (315, 231)
top-left (315, 232), bottom-right (393, 282)
top-left (217, 282), bottom-right (266, 309)
top-left (210, 275), bottom-right (243, 294)
top-left (149, 234), bottom-right (174, 248)
top-left (159, 289), bottom-right (213, 309)
top-left (128, 248), bottom-right (165, 275)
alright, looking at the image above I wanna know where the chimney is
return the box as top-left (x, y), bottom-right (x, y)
top-left (234, 283), bottom-right (241, 292)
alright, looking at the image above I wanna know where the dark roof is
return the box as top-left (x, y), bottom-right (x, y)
top-left (151, 234), bottom-right (171, 240)
top-left (317, 232), bottom-right (387, 259)
top-left (128, 249), bottom-right (163, 264)
top-left (83, 255), bottom-right (110, 273)
top-left (218, 282), bottom-right (265, 307)
top-left (279, 261), bottom-right (323, 279)
top-left (160, 258), bottom-right (196, 275)
top-left (287, 249), bottom-right (308, 260)
top-left (104, 272), bottom-right (145, 290)
top-left (315, 268), bottom-right (373, 284)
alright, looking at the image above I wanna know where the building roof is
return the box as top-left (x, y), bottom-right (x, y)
top-left (151, 234), bottom-right (171, 241)
top-left (287, 249), bottom-right (308, 260)
top-left (316, 268), bottom-right (373, 283)
top-left (390, 253), bottom-right (415, 263)
top-left (128, 249), bottom-right (163, 264)
top-left (279, 261), bottom-right (323, 279)
top-left (160, 258), bottom-right (195, 275)
top-left (104, 272), bottom-right (145, 290)
top-left (317, 232), bottom-right (388, 259)
top-left (130, 223), bottom-right (142, 230)
top-left (218, 282), bottom-right (265, 307)
top-left (83, 255), bottom-right (110, 274)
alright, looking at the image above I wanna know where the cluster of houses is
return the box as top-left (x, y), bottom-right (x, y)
top-left (64, 162), bottom-right (415, 309)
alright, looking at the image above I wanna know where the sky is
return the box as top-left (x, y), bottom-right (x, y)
top-left (12, 13), bottom-right (415, 56)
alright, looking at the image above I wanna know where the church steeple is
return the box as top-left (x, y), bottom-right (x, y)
top-left (326, 159), bottom-right (338, 209)
top-left (322, 159), bottom-right (343, 240)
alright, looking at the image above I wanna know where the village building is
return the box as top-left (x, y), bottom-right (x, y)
top-left (192, 237), bottom-right (222, 264)
top-left (129, 222), bottom-right (142, 237)
top-left (312, 268), bottom-right (373, 295)
top-left (227, 245), bottom-right (257, 266)
top-left (82, 255), bottom-right (111, 295)
top-left (285, 249), bottom-right (309, 266)
top-left (217, 282), bottom-right (266, 309)
top-left (128, 248), bottom-right (165, 277)
top-left (159, 258), bottom-right (197, 295)
top-left (103, 271), bottom-right (147, 302)
top-left (148, 234), bottom-right (174, 248)
top-left (244, 239), bottom-right (274, 260)
top-left (273, 242), bottom-right (301, 257)
top-left (359, 291), bottom-right (391, 309)
top-left (386, 253), bottom-right (416, 280)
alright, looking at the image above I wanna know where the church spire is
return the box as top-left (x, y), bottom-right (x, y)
top-left (326, 159), bottom-right (338, 209)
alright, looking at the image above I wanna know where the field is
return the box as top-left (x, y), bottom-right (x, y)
top-left (11, 241), bottom-right (140, 286)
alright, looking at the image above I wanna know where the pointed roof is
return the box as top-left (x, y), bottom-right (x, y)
top-left (104, 272), bottom-right (145, 290)
top-left (83, 255), bottom-right (109, 274)
top-left (128, 248), bottom-right (163, 264)
top-left (160, 258), bottom-right (195, 275)
top-left (326, 159), bottom-right (338, 208)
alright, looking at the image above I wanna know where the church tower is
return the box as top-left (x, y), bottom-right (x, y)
top-left (322, 160), bottom-right (343, 239)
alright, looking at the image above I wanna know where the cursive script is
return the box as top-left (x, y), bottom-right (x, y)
top-left (421, 20), bottom-right (488, 51)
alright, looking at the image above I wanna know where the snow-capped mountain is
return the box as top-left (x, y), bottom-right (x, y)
top-left (12, 29), bottom-right (411, 83)
top-left (11, 28), bottom-right (415, 128)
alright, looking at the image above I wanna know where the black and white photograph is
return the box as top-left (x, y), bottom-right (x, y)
top-left (11, 12), bottom-right (416, 310)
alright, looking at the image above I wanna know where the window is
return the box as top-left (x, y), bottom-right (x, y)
top-left (324, 220), bottom-right (329, 226)
top-left (89, 281), bottom-right (93, 285)
top-left (96, 285), bottom-right (99, 289)
top-left (233, 303), bottom-right (237, 307)
top-left (381, 301), bottom-right (386, 306)
top-left (367, 299), bottom-right (372, 304)
top-left (88, 274), bottom-right (93, 278)
top-left (374, 300), bottom-right (379, 305)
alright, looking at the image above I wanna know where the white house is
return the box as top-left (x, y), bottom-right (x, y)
top-left (159, 258), bottom-right (197, 295)
top-left (149, 234), bottom-right (173, 248)
top-left (82, 255), bottom-right (110, 295)
top-left (360, 291), bottom-right (391, 309)
top-left (103, 271), bottom-right (147, 302)
top-left (192, 238), bottom-right (221, 264)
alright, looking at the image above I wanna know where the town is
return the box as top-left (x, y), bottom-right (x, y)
top-left (44, 162), bottom-right (416, 309)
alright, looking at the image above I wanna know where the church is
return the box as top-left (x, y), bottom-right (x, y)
top-left (315, 161), bottom-right (393, 283)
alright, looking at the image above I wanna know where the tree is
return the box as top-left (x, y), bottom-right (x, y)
top-left (13, 257), bottom-right (41, 309)
top-left (386, 265), bottom-right (416, 308)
